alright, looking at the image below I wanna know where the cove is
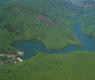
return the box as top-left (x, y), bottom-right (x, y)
top-left (13, 16), bottom-right (95, 60)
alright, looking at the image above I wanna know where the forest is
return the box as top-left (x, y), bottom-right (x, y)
top-left (0, 0), bottom-right (82, 63)
top-left (0, 0), bottom-right (95, 80)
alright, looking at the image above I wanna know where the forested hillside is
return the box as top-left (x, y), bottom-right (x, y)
top-left (81, 0), bottom-right (95, 37)
top-left (0, 0), bottom-right (82, 63)
top-left (0, 0), bottom-right (95, 80)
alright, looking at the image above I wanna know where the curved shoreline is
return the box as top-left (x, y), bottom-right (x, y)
top-left (13, 16), bottom-right (95, 60)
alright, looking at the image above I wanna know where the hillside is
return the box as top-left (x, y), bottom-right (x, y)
top-left (82, 12), bottom-right (95, 37)
top-left (81, 0), bottom-right (95, 37)
top-left (66, 0), bottom-right (95, 37)
top-left (66, 0), bottom-right (95, 6)
top-left (0, 0), bottom-right (95, 80)
top-left (0, 51), bottom-right (95, 80)
top-left (0, 0), bottom-right (82, 63)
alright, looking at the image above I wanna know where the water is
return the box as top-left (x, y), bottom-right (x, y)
top-left (13, 16), bottom-right (95, 60)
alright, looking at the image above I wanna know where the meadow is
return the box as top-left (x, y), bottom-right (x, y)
top-left (0, 51), bottom-right (95, 80)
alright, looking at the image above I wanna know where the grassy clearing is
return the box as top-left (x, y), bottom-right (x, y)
top-left (0, 51), bottom-right (95, 80)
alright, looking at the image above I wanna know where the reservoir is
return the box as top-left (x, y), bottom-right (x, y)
top-left (13, 16), bottom-right (95, 60)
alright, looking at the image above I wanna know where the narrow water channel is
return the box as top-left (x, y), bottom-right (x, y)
top-left (13, 16), bottom-right (95, 60)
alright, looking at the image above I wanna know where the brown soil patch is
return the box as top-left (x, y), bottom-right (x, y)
top-left (3, 24), bottom-right (16, 34)
top-left (37, 14), bottom-right (59, 27)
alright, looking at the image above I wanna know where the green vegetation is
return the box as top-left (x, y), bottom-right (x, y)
top-left (81, 1), bottom-right (95, 37)
top-left (0, 1), bottom-right (95, 79)
top-left (82, 12), bottom-right (95, 37)
top-left (0, 0), bottom-right (82, 58)
top-left (0, 51), bottom-right (95, 80)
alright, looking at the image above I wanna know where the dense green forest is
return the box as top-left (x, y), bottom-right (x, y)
top-left (0, 51), bottom-right (95, 80)
top-left (80, 0), bottom-right (95, 37)
top-left (82, 10), bottom-right (95, 37)
top-left (0, 0), bottom-right (82, 63)
top-left (0, 0), bottom-right (95, 80)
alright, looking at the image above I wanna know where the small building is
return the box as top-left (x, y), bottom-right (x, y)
top-left (17, 51), bottom-right (24, 56)
top-left (17, 58), bottom-right (23, 62)
top-left (14, 58), bottom-right (23, 63)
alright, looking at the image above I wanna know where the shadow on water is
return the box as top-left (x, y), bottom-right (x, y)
top-left (13, 16), bottom-right (95, 60)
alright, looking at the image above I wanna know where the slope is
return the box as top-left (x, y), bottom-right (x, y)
top-left (0, 51), bottom-right (95, 80)
top-left (0, 0), bottom-right (82, 63)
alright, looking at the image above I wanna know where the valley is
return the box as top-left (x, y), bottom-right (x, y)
top-left (0, 0), bottom-right (95, 80)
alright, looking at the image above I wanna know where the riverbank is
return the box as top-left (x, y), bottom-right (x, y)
top-left (12, 16), bottom-right (95, 60)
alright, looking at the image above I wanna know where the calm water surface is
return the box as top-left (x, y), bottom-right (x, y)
top-left (13, 16), bottom-right (95, 60)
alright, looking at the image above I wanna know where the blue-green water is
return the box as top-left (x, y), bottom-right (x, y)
top-left (13, 16), bottom-right (95, 60)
